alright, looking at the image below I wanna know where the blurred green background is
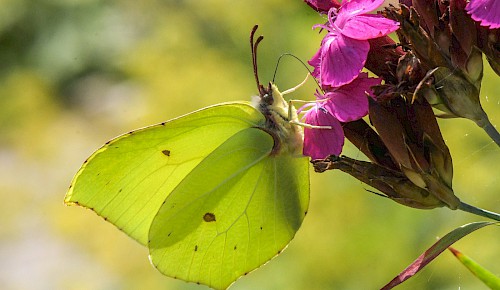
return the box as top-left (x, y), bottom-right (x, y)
top-left (1, 0), bottom-right (499, 289)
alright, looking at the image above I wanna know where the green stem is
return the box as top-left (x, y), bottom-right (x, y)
top-left (458, 202), bottom-right (500, 222)
top-left (477, 117), bottom-right (500, 147)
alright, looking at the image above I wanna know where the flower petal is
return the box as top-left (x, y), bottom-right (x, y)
top-left (305, 0), bottom-right (341, 13)
top-left (317, 33), bottom-right (370, 87)
top-left (466, 0), bottom-right (500, 29)
top-left (303, 106), bottom-right (345, 159)
top-left (322, 73), bottom-right (381, 122)
top-left (324, 92), bottom-right (368, 122)
top-left (336, 0), bottom-right (386, 26)
top-left (341, 14), bottom-right (399, 40)
top-left (308, 48), bottom-right (321, 79)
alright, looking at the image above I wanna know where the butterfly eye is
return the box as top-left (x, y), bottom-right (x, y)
top-left (262, 93), bottom-right (272, 104)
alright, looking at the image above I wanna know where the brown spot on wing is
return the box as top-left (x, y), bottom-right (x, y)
top-left (161, 150), bottom-right (171, 156)
top-left (203, 212), bottom-right (216, 222)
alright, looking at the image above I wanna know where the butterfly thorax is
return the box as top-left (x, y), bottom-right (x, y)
top-left (254, 82), bottom-right (304, 156)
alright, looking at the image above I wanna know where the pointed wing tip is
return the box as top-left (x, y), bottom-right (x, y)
top-left (63, 199), bottom-right (78, 206)
top-left (64, 186), bottom-right (78, 205)
top-left (63, 195), bottom-right (87, 209)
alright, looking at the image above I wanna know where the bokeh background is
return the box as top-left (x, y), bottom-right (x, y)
top-left (1, 0), bottom-right (499, 289)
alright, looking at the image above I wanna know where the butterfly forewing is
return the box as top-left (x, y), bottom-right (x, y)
top-left (65, 103), bottom-right (264, 245)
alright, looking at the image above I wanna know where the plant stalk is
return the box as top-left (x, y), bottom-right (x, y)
top-left (458, 202), bottom-right (500, 222)
top-left (477, 117), bottom-right (500, 147)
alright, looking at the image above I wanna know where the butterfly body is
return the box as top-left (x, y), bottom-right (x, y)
top-left (254, 83), bottom-right (303, 156)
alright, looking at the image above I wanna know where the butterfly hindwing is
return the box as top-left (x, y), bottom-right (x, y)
top-left (148, 127), bottom-right (310, 289)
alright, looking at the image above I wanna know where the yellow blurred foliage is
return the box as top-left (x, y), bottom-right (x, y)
top-left (0, 0), bottom-right (499, 289)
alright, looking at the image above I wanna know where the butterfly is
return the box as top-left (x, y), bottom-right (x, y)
top-left (65, 25), bottom-right (310, 290)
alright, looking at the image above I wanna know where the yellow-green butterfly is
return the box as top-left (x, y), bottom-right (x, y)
top-left (65, 26), bottom-right (309, 290)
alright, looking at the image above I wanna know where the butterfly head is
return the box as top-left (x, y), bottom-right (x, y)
top-left (250, 25), bottom-right (304, 157)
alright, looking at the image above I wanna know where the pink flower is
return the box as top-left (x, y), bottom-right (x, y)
top-left (466, 0), bottom-right (500, 29)
top-left (304, 0), bottom-right (340, 13)
top-left (303, 104), bottom-right (344, 159)
top-left (320, 72), bottom-right (381, 122)
top-left (309, 0), bottom-right (399, 88)
top-left (301, 73), bottom-right (381, 159)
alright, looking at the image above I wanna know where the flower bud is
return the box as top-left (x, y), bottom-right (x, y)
top-left (313, 155), bottom-right (447, 209)
top-left (314, 93), bottom-right (461, 210)
top-left (418, 66), bottom-right (489, 126)
top-left (368, 96), bottom-right (460, 209)
top-left (477, 27), bottom-right (500, 77)
top-left (387, 3), bottom-right (496, 133)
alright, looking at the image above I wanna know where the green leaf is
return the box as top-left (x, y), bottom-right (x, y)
top-left (449, 247), bottom-right (500, 289)
top-left (381, 221), bottom-right (498, 289)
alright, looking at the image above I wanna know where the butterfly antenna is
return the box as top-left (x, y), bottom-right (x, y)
top-left (272, 52), bottom-right (322, 92)
top-left (250, 25), bottom-right (266, 96)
